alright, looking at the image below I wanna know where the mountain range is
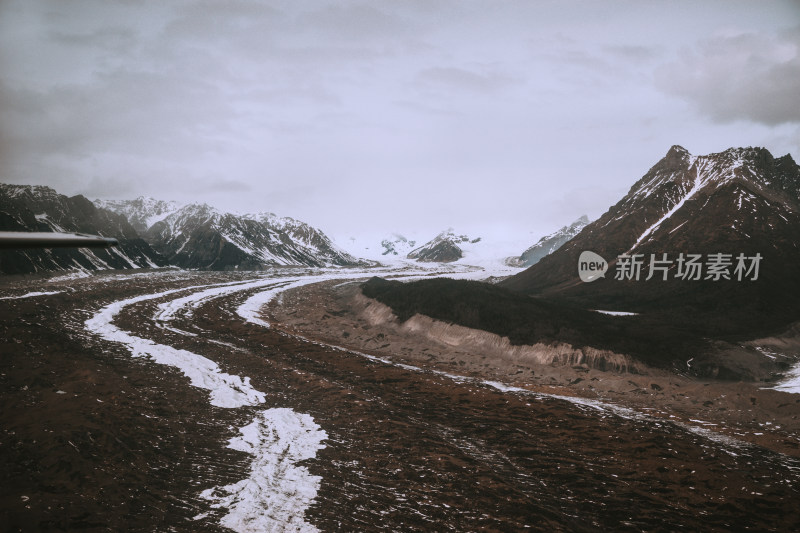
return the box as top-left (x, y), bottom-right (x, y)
top-left (140, 202), bottom-right (363, 269)
top-left (0, 185), bottom-right (166, 275)
top-left (0, 188), bottom-right (365, 274)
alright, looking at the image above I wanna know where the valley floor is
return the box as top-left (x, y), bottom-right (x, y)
top-left (2, 267), bottom-right (800, 531)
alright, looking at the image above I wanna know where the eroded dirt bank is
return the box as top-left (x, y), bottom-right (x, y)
top-left (267, 279), bottom-right (800, 456)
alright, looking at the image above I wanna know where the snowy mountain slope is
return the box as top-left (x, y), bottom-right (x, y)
top-left (380, 234), bottom-right (418, 257)
top-left (396, 228), bottom-right (529, 277)
top-left (501, 145), bottom-right (800, 318)
top-left (143, 203), bottom-right (363, 270)
top-left (0, 184), bottom-right (166, 275)
top-left (508, 215), bottom-right (590, 267)
top-left (496, 145), bottom-right (800, 378)
top-left (407, 229), bottom-right (476, 263)
top-left (336, 233), bottom-right (421, 264)
top-left (94, 197), bottom-right (182, 234)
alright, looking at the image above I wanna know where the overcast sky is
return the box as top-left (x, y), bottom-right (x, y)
top-left (1, 1), bottom-right (799, 244)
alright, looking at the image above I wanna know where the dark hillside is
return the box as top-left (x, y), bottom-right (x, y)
top-left (361, 277), bottom-right (715, 371)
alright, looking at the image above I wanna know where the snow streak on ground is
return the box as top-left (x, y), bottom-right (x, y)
top-left (592, 309), bottom-right (639, 316)
top-left (83, 274), bottom-right (341, 532)
top-left (771, 362), bottom-right (800, 394)
top-left (85, 283), bottom-right (266, 409)
top-left (0, 290), bottom-right (63, 300)
top-left (199, 408), bottom-right (328, 533)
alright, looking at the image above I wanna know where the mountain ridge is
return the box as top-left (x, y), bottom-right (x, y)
top-left (0, 184), bottom-right (167, 275)
top-left (139, 201), bottom-right (364, 270)
top-left (507, 215), bottom-right (589, 267)
top-left (502, 145), bottom-right (800, 304)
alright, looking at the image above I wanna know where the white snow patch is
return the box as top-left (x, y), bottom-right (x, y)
top-left (770, 362), bottom-right (800, 395)
top-left (0, 290), bottom-right (63, 300)
top-left (48, 270), bottom-right (92, 282)
top-left (631, 164), bottom-right (704, 251)
top-left (83, 274), bottom-right (338, 532)
top-left (199, 408), bottom-right (327, 533)
top-left (154, 279), bottom-right (268, 324)
top-left (592, 310), bottom-right (639, 316)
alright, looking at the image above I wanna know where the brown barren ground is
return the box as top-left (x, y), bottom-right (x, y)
top-left (267, 279), bottom-right (800, 458)
top-left (3, 270), bottom-right (800, 532)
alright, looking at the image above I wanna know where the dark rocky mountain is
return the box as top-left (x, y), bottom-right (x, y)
top-left (500, 145), bottom-right (800, 376)
top-left (94, 197), bottom-right (181, 234)
top-left (142, 203), bottom-right (363, 270)
top-left (407, 229), bottom-right (480, 263)
top-left (507, 215), bottom-right (590, 267)
top-left (0, 184), bottom-right (167, 275)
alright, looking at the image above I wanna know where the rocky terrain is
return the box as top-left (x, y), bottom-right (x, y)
top-left (3, 268), bottom-right (800, 532)
top-left (0, 184), bottom-right (166, 275)
top-left (268, 278), bottom-right (800, 457)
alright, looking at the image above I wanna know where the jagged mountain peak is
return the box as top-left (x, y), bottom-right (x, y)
top-left (140, 201), bottom-right (361, 269)
top-left (407, 229), bottom-right (480, 263)
top-left (508, 215), bottom-right (590, 268)
top-left (380, 233), bottom-right (416, 256)
top-left (624, 145), bottom-right (798, 218)
top-left (665, 144), bottom-right (691, 160)
top-left (2, 183), bottom-right (60, 199)
top-left (502, 144), bottom-right (800, 302)
top-left (94, 196), bottom-right (184, 233)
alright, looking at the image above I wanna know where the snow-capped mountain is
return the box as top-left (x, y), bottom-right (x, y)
top-left (507, 215), bottom-right (589, 267)
top-left (94, 197), bottom-right (182, 233)
top-left (407, 229), bottom-right (478, 263)
top-left (501, 145), bottom-right (800, 321)
top-left (336, 233), bottom-right (420, 263)
top-left (338, 229), bottom-right (533, 275)
top-left (0, 184), bottom-right (166, 275)
top-left (143, 203), bottom-right (363, 269)
top-left (381, 234), bottom-right (417, 257)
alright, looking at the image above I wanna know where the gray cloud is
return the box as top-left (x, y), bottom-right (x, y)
top-left (416, 66), bottom-right (519, 94)
top-left (656, 27), bottom-right (800, 125)
top-left (1, 0), bottom-right (798, 241)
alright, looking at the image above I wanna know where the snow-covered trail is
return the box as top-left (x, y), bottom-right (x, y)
top-left (84, 275), bottom-right (334, 532)
top-left (85, 280), bottom-right (269, 408)
top-left (82, 265), bottom-right (473, 532)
